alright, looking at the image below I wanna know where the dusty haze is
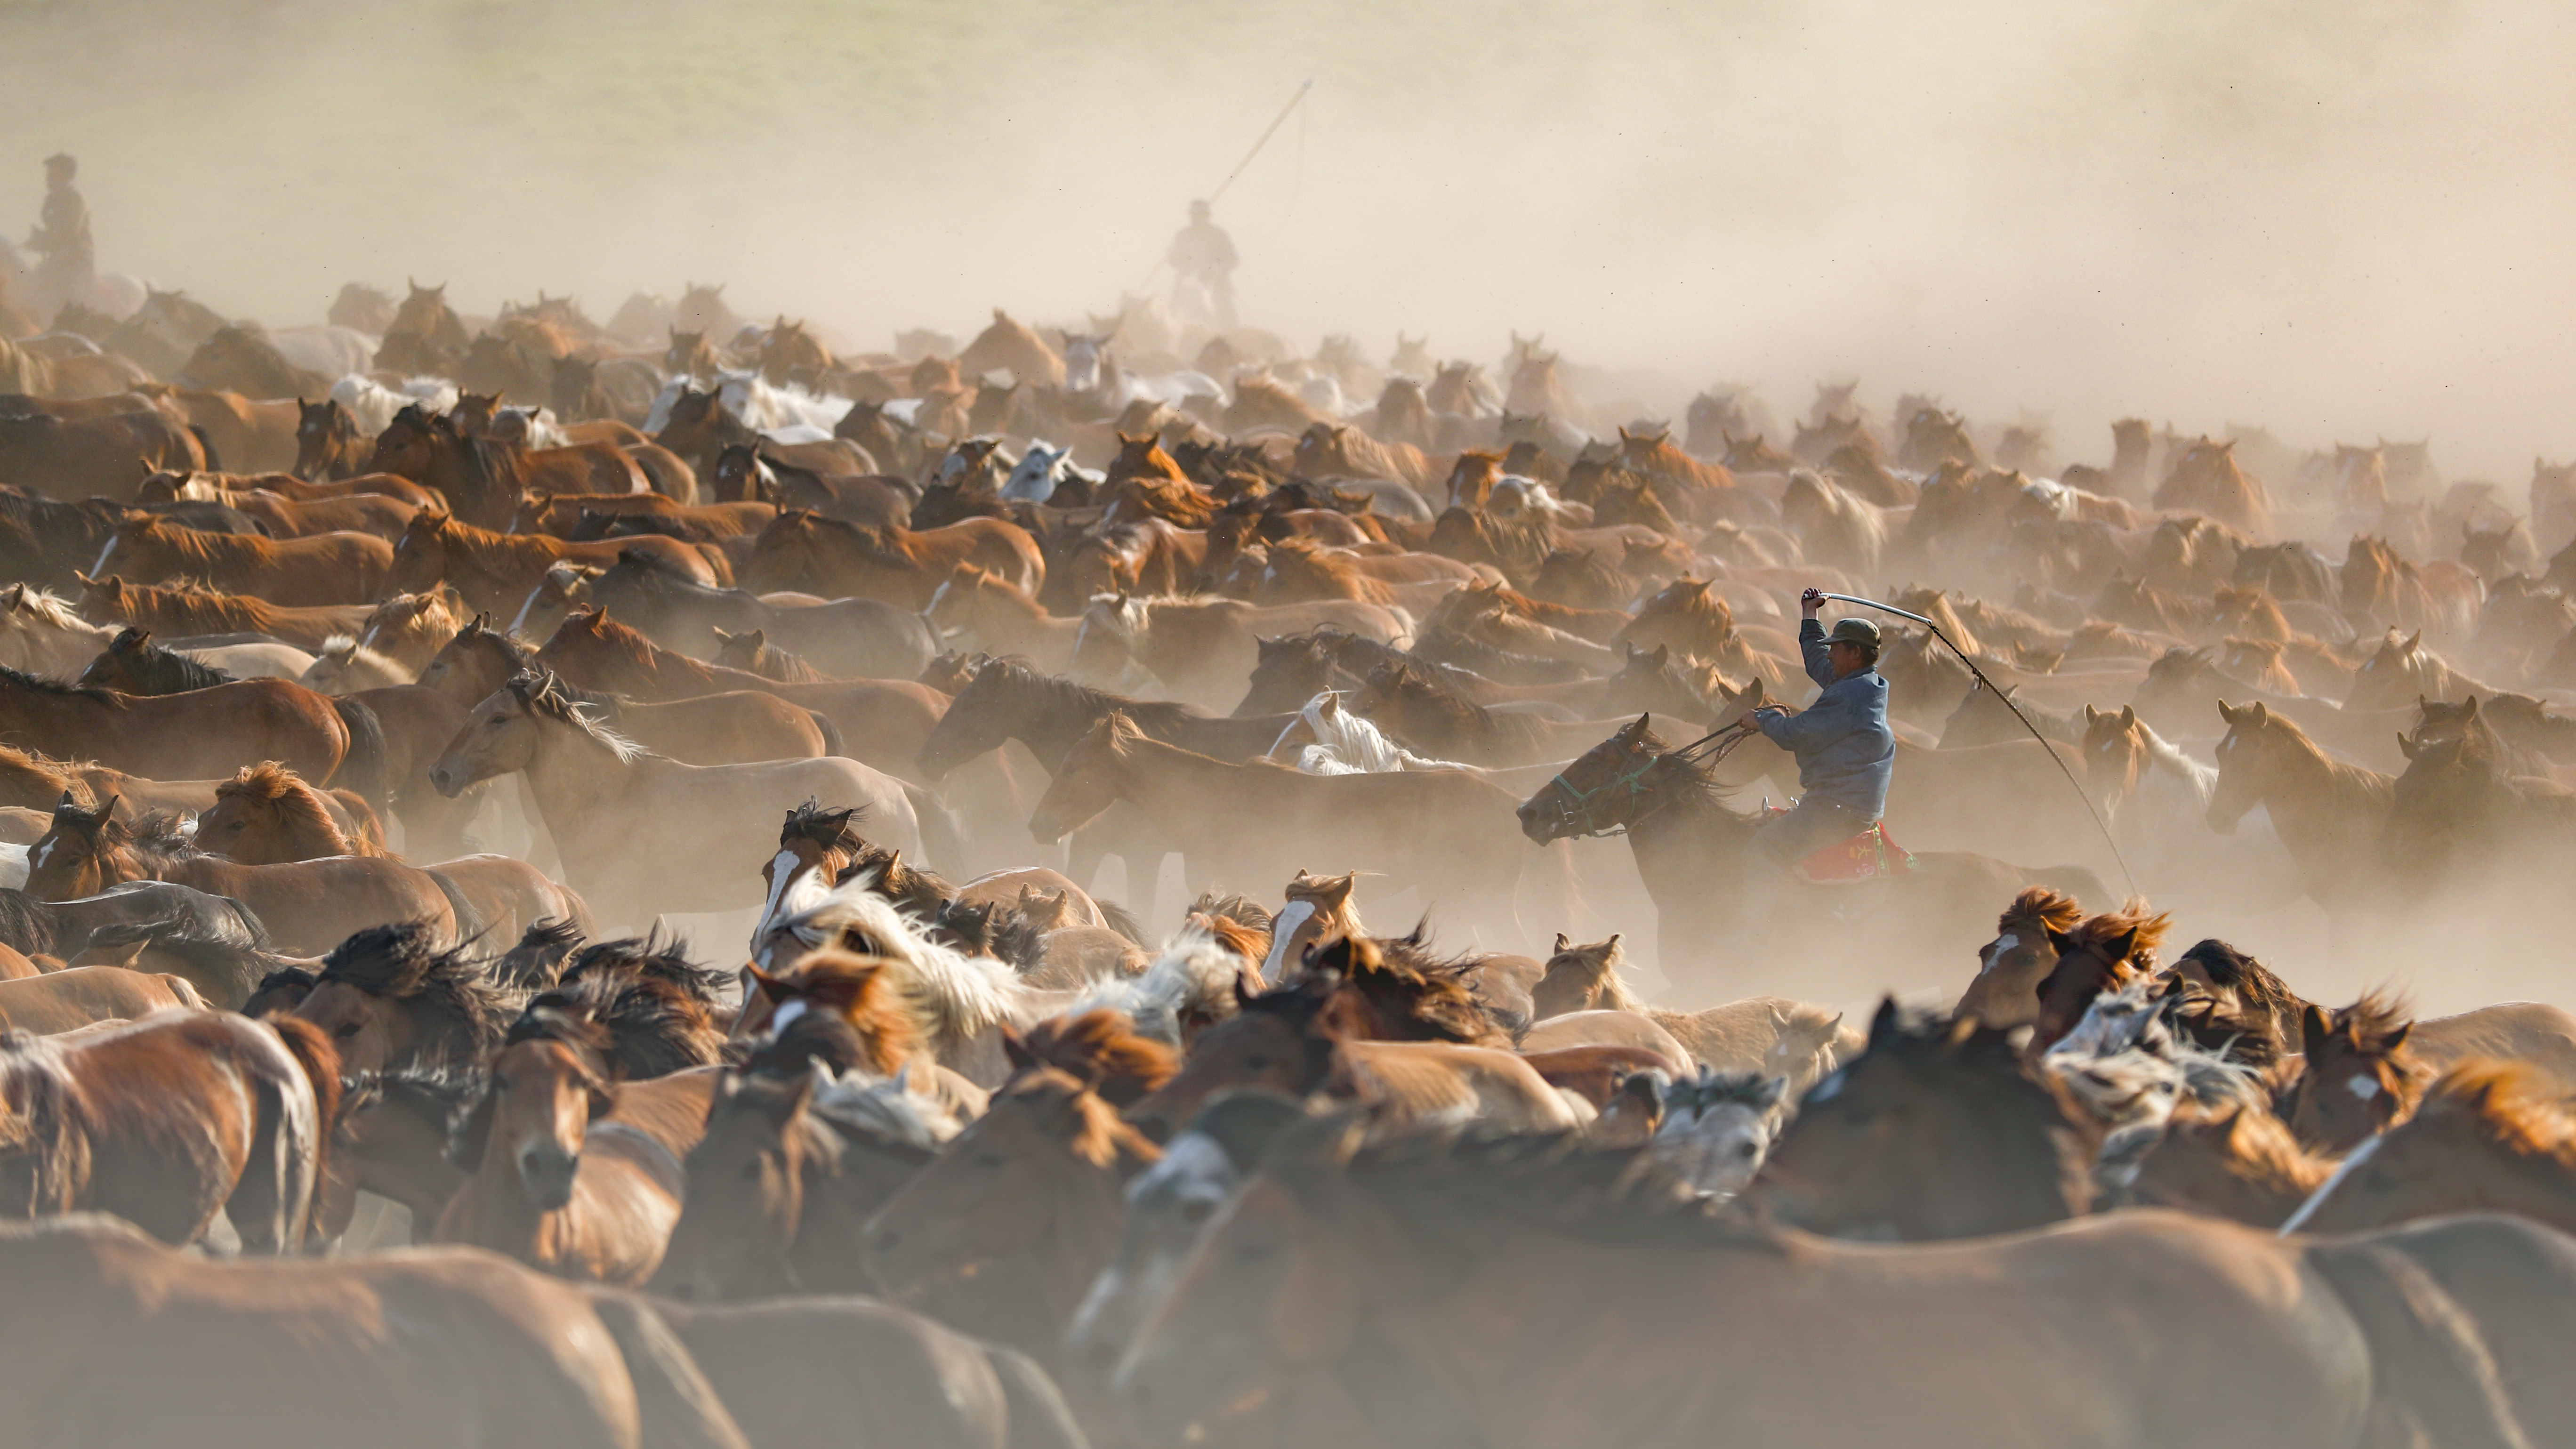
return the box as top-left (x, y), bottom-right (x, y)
top-left (7, 0), bottom-right (2574, 478)
top-left (6, 0), bottom-right (2574, 1013)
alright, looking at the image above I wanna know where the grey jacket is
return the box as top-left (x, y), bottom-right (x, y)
top-left (1752, 619), bottom-right (1895, 819)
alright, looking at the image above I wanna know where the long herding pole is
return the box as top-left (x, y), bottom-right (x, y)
top-left (1136, 80), bottom-right (1315, 294)
top-left (1814, 592), bottom-right (2141, 899)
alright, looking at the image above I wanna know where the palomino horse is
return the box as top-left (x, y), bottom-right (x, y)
top-left (95, 512), bottom-right (392, 607)
top-left (24, 796), bottom-right (464, 955)
top-left (0, 965), bottom-right (205, 1033)
top-left (0, 1011), bottom-right (327, 1252)
top-left (1528, 934), bottom-right (1855, 1088)
top-left (425, 669), bottom-right (923, 927)
top-left (1518, 719), bottom-right (2107, 997)
top-left (0, 664), bottom-right (388, 805)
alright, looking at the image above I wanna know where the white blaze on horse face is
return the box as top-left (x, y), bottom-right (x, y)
top-left (91, 536), bottom-right (118, 578)
top-left (752, 849), bottom-right (805, 951)
top-left (768, 997), bottom-right (810, 1032)
top-left (1978, 932), bottom-right (2018, 976)
top-left (2347, 1073), bottom-right (2382, 1103)
top-left (1261, 900), bottom-right (1316, 982)
top-left (2280, 1131), bottom-right (2384, 1235)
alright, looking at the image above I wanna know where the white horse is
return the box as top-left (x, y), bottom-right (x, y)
top-left (330, 375), bottom-right (457, 435)
top-left (643, 369), bottom-right (851, 443)
top-left (1645, 1068), bottom-right (1788, 1201)
top-left (1267, 690), bottom-right (1472, 775)
top-left (1000, 441), bottom-right (1103, 504)
top-left (1062, 335), bottom-right (1224, 411)
top-left (1486, 475), bottom-right (1586, 523)
top-left (271, 326), bottom-right (378, 379)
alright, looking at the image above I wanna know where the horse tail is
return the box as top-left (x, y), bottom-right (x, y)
top-left (425, 867), bottom-right (489, 952)
top-left (576, 1291), bottom-right (754, 1449)
top-left (187, 424), bottom-right (221, 473)
top-left (2305, 1239), bottom-right (2533, 1449)
top-left (900, 781), bottom-right (969, 876)
top-left (263, 1013), bottom-right (339, 1249)
top-left (2029, 865), bottom-right (2113, 912)
top-left (982, 1342), bottom-right (1093, 1449)
top-left (1094, 898), bottom-right (1149, 948)
top-left (805, 710), bottom-right (845, 757)
top-left (326, 693), bottom-right (392, 812)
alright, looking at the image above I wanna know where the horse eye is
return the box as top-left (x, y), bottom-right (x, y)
top-left (333, 1021), bottom-right (360, 1039)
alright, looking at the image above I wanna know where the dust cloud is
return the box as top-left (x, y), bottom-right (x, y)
top-left (7, 0), bottom-right (2573, 473)
top-left (7, 0), bottom-right (2575, 1011)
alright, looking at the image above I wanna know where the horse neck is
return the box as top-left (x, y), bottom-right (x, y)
top-left (519, 715), bottom-right (639, 820)
top-left (1083, 734), bottom-right (1247, 834)
top-left (2254, 729), bottom-right (2391, 826)
top-left (1032, 1155), bottom-right (1138, 1326)
top-left (2135, 724), bottom-right (2216, 805)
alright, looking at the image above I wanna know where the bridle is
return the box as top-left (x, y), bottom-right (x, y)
top-left (1537, 721), bottom-right (1756, 839)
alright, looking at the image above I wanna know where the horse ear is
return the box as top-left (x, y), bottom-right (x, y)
top-left (2462, 694), bottom-right (2479, 720)
top-left (2118, 705), bottom-right (2135, 728)
top-left (2383, 1022), bottom-right (2411, 1052)
top-left (2107, 925), bottom-right (2141, 963)
top-left (1000, 1023), bottom-right (1035, 1072)
top-left (2043, 924), bottom-right (2077, 957)
top-left (1552, 932), bottom-right (1570, 955)
top-left (2084, 704), bottom-right (2102, 724)
top-left (2301, 1004), bottom-right (2331, 1056)
top-left (710, 627), bottom-right (734, 643)
top-left (2217, 700), bottom-right (2240, 725)
top-left (1866, 996), bottom-right (1902, 1051)
top-left (2397, 732), bottom-right (2417, 759)
top-left (2404, 630), bottom-right (2421, 652)
top-left (2247, 702), bottom-right (2270, 723)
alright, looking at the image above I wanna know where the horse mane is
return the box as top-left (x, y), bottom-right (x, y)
top-left (2063, 901), bottom-right (2172, 968)
top-left (0, 746), bottom-right (87, 807)
top-left (314, 921), bottom-right (513, 1064)
top-left (837, 841), bottom-right (953, 919)
top-left (2174, 940), bottom-right (2305, 1033)
top-left (6, 587), bottom-right (88, 632)
top-left (963, 656), bottom-right (1202, 736)
top-left (490, 917), bottom-right (585, 990)
top-left (0, 889), bottom-right (60, 958)
top-left (103, 628), bottom-right (239, 692)
top-left (544, 606), bottom-right (664, 671)
top-left (0, 662), bottom-right (121, 707)
top-left (559, 928), bottom-right (731, 1003)
top-left (1365, 657), bottom-right (1538, 750)
top-left (2414, 1061), bottom-right (2576, 1162)
top-left (1544, 934), bottom-right (1648, 1014)
top-left (216, 761), bottom-right (360, 856)
top-left (768, 874), bottom-right (1031, 1044)
top-left (517, 967), bottom-right (722, 1080)
top-left (1004, 1064), bottom-right (1160, 1171)
top-left (1109, 474), bottom-right (1219, 527)
top-left (780, 798), bottom-right (870, 856)
top-left (762, 948), bottom-right (926, 1077)
top-left (1999, 886), bottom-right (2085, 937)
top-left (1011, 1008), bottom-right (1179, 1107)
top-left (507, 668), bottom-right (649, 763)
top-left (1313, 931), bottom-right (1511, 1047)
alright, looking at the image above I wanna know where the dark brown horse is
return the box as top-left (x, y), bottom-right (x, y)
top-left (368, 404), bottom-right (642, 529)
top-left (385, 510), bottom-right (722, 618)
top-left (0, 663), bottom-right (386, 801)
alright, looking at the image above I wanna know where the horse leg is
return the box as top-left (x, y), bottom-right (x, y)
top-left (223, 1066), bottom-right (319, 1255)
top-left (394, 777), bottom-right (487, 862)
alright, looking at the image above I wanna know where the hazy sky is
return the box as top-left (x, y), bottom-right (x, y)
top-left (7, 0), bottom-right (2574, 477)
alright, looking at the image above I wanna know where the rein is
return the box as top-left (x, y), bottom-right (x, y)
top-left (1545, 721), bottom-right (1758, 838)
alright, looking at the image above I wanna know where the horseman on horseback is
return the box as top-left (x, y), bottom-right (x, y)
top-left (1748, 587), bottom-right (1895, 874)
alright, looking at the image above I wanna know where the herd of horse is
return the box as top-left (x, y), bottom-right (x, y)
top-left (6, 274), bottom-right (2576, 1446)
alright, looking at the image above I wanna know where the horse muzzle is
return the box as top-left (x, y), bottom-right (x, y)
top-left (517, 1143), bottom-right (579, 1211)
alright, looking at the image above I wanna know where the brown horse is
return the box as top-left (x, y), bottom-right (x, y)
top-left (0, 663), bottom-right (384, 798)
top-left (431, 1010), bottom-right (701, 1287)
top-left (96, 512), bottom-right (392, 606)
top-left (0, 1010), bottom-right (323, 1251)
top-left (744, 509), bottom-right (1043, 609)
top-left (1113, 1120), bottom-right (2551, 1449)
top-left (0, 965), bottom-right (203, 1032)
top-left (354, 585), bottom-right (473, 671)
top-left (1955, 885), bottom-right (2087, 1030)
top-left (156, 475), bottom-right (419, 540)
top-left (862, 1063), bottom-right (1155, 1335)
top-left (1071, 593), bottom-right (1413, 710)
top-left (24, 796), bottom-right (463, 954)
top-left (193, 760), bottom-right (386, 861)
top-left (535, 607), bottom-right (948, 774)
top-left (2276, 995), bottom-right (2426, 1155)
top-left (291, 922), bottom-right (514, 1076)
top-left (2290, 1062), bottom-right (2576, 1235)
top-left (925, 564), bottom-right (1084, 671)
top-left (2206, 700), bottom-right (2395, 913)
top-left (75, 574), bottom-right (374, 652)
top-left (2154, 436), bottom-right (2273, 536)
top-left (385, 510), bottom-right (720, 618)
top-left (1126, 947), bottom-right (1582, 1141)
top-left (369, 403), bottom-right (644, 528)
top-left (0, 1215), bottom-right (692, 1449)
top-left (425, 668), bottom-right (923, 926)
top-left (2026, 901), bottom-right (2172, 1049)
top-left (955, 308), bottom-right (1066, 386)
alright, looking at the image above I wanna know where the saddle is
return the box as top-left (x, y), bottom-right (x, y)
top-left (1759, 805), bottom-right (1916, 885)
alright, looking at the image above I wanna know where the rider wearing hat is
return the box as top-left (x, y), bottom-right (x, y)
top-left (27, 153), bottom-right (92, 314)
top-left (1747, 588), bottom-right (1895, 870)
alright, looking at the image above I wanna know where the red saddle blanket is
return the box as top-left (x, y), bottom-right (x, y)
top-left (1760, 808), bottom-right (1915, 884)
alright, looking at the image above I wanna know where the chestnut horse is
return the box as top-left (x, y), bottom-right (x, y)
top-left (0, 1011), bottom-right (324, 1252)
top-left (383, 510), bottom-right (720, 618)
top-left (743, 509), bottom-right (1044, 609)
top-left (368, 403), bottom-right (643, 529)
top-left (75, 574), bottom-right (374, 653)
top-left (95, 512), bottom-right (392, 607)
top-left (0, 664), bottom-right (386, 803)
top-left (25, 797), bottom-right (463, 955)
